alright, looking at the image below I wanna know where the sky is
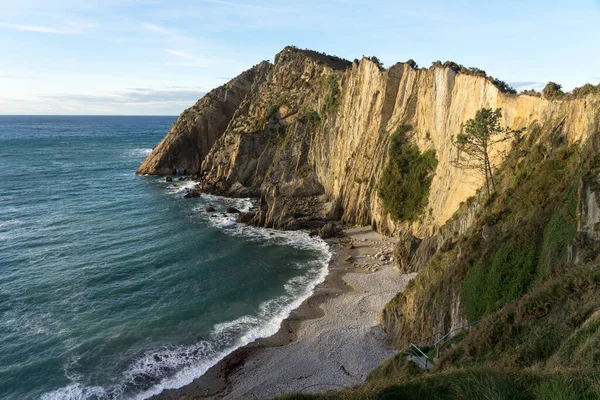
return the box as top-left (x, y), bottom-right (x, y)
top-left (0, 0), bottom-right (599, 115)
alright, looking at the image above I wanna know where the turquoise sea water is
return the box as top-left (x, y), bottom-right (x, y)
top-left (0, 116), bottom-right (330, 400)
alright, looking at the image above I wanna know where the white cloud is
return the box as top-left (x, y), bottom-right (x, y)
top-left (0, 75), bottom-right (40, 79)
top-left (0, 18), bottom-right (94, 34)
top-left (0, 87), bottom-right (207, 115)
top-left (141, 22), bottom-right (172, 35)
top-left (166, 49), bottom-right (194, 59)
top-left (165, 49), bottom-right (216, 67)
top-left (507, 81), bottom-right (546, 91)
top-left (201, 0), bottom-right (284, 13)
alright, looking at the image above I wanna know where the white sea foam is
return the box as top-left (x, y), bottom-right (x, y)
top-left (41, 384), bottom-right (108, 400)
top-left (165, 180), bottom-right (197, 195)
top-left (41, 188), bottom-right (332, 400)
top-left (127, 148), bottom-right (153, 158)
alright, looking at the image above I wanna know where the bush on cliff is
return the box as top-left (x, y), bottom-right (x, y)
top-left (378, 125), bottom-right (438, 221)
top-left (542, 82), bottom-right (564, 99)
top-left (320, 74), bottom-right (340, 116)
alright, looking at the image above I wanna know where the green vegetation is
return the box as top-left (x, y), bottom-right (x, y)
top-left (521, 89), bottom-right (542, 97)
top-left (321, 74), bottom-right (340, 116)
top-left (276, 369), bottom-right (600, 400)
top-left (542, 82), bottom-right (564, 99)
top-left (378, 125), bottom-right (438, 221)
top-left (457, 124), bottom-right (581, 321)
top-left (462, 244), bottom-right (536, 320)
top-left (443, 261), bottom-right (600, 370)
top-left (430, 61), bottom-right (517, 94)
top-left (541, 81), bottom-right (600, 100)
top-left (277, 114), bottom-right (600, 400)
top-left (453, 108), bottom-right (522, 197)
top-left (299, 106), bottom-right (321, 129)
top-left (367, 55), bottom-right (383, 68)
top-left (281, 46), bottom-right (351, 70)
top-left (405, 59), bottom-right (418, 69)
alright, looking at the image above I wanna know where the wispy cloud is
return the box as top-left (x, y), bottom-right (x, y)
top-left (201, 0), bottom-right (284, 13)
top-left (0, 75), bottom-right (39, 80)
top-left (44, 87), bottom-right (206, 104)
top-left (166, 49), bottom-right (195, 59)
top-left (507, 81), bottom-right (546, 90)
top-left (0, 18), bottom-right (93, 35)
top-left (165, 49), bottom-right (216, 67)
top-left (142, 22), bottom-right (172, 35)
top-left (0, 87), bottom-right (207, 115)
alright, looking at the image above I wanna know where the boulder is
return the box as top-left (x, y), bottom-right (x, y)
top-left (318, 222), bottom-right (342, 239)
top-left (236, 212), bottom-right (255, 223)
top-left (226, 207), bottom-right (241, 214)
top-left (165, 176), bottom-right (173, 182)
top-left (184, 190), bottom-right (201, 198)
top-left (205, 206), bottom-right (216, 212)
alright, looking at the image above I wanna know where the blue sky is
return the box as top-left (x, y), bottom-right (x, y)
top-left (1, 0), bottom-right (599, 115)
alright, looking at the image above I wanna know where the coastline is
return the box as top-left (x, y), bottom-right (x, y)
top-left (153, 226), bottom-right (414, 400)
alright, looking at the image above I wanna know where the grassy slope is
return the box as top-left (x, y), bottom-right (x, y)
top-left (277, 124), bottom-right (600, 399)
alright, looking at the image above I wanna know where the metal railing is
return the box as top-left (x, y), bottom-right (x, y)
top-left (409, 342), bottom-right (430, 369)
top-left (432, 319), bottom-right (482, 358)
top-left (406, 319), bottom-right (483, 369)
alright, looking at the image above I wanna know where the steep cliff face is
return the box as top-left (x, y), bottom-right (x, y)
top-left (139, 46), bottom-right (600, 350)
top-left (143, 47), bottom-right (599, 235)
top-left (137, 61), bottom-right (270, 175)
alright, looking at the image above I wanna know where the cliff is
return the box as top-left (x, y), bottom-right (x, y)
top-left (137, 61), bottom-right (270, 176)
top-left (139, 46), bottom-right (600, 351)
top-left (139, 46), bottom-right (599, 234)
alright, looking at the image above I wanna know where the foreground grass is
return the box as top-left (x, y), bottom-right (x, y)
top-left (277, 368), bottom-right (600, 400)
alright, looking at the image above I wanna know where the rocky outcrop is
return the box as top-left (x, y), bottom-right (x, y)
top-left (139, 46), bottom-right (600, 349)
top-left (575, 134), bottom-right (600, 262)
top-left (137, 61), bottom-right (270, 175)
top-left (140, 47), bottom-right (600, 234)
top-left (142, 46), bottom-right (600, 235)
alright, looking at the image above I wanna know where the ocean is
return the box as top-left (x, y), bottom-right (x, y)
top-left (0, 116), bottom-right (330, 400)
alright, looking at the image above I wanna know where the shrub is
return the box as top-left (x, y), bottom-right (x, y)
top-left (406, 59), bottom-right (418, 69)
top-left (367, 55), bottom-right (383, 68)
top-left (521, 89), bottom-right (541, 97)
top-left (462, 243), bottom-right (537, 320)
top-left (378, 125), bottom-right (438, 221)
top-left (542, 82), bottom-right (564, 99)
top-left (489, 77), bottom-right (517, 94)
top-left (321, 74), bottom-right (340, 116)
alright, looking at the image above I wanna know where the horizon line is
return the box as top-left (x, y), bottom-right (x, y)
top-left (0, 114), bottom-right (180, 117)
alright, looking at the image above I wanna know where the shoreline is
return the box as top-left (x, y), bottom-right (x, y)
top-left (153, 226), bottom-right (413, 400)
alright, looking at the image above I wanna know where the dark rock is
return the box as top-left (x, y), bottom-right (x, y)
top-left (395, 235), bottom-right (440, 273)
top-left (236, 212), bottom-right (255, 223)
top-left (319, 222), bottom-right (342, 239)
top-left (184, 190), bottom-right (201, 198)
top-left (205, 206), bottom-right (216, 212)
top-left (165, 176), bottom-right (173, 182)
top-left (482, 225), bottom-right (495, 241)
top-left (284, 218), bottom-right (301, 230)
top-left (178, 177), bottom-right (186, 181)
top-left (226, 207), bottom-right (241, 214)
